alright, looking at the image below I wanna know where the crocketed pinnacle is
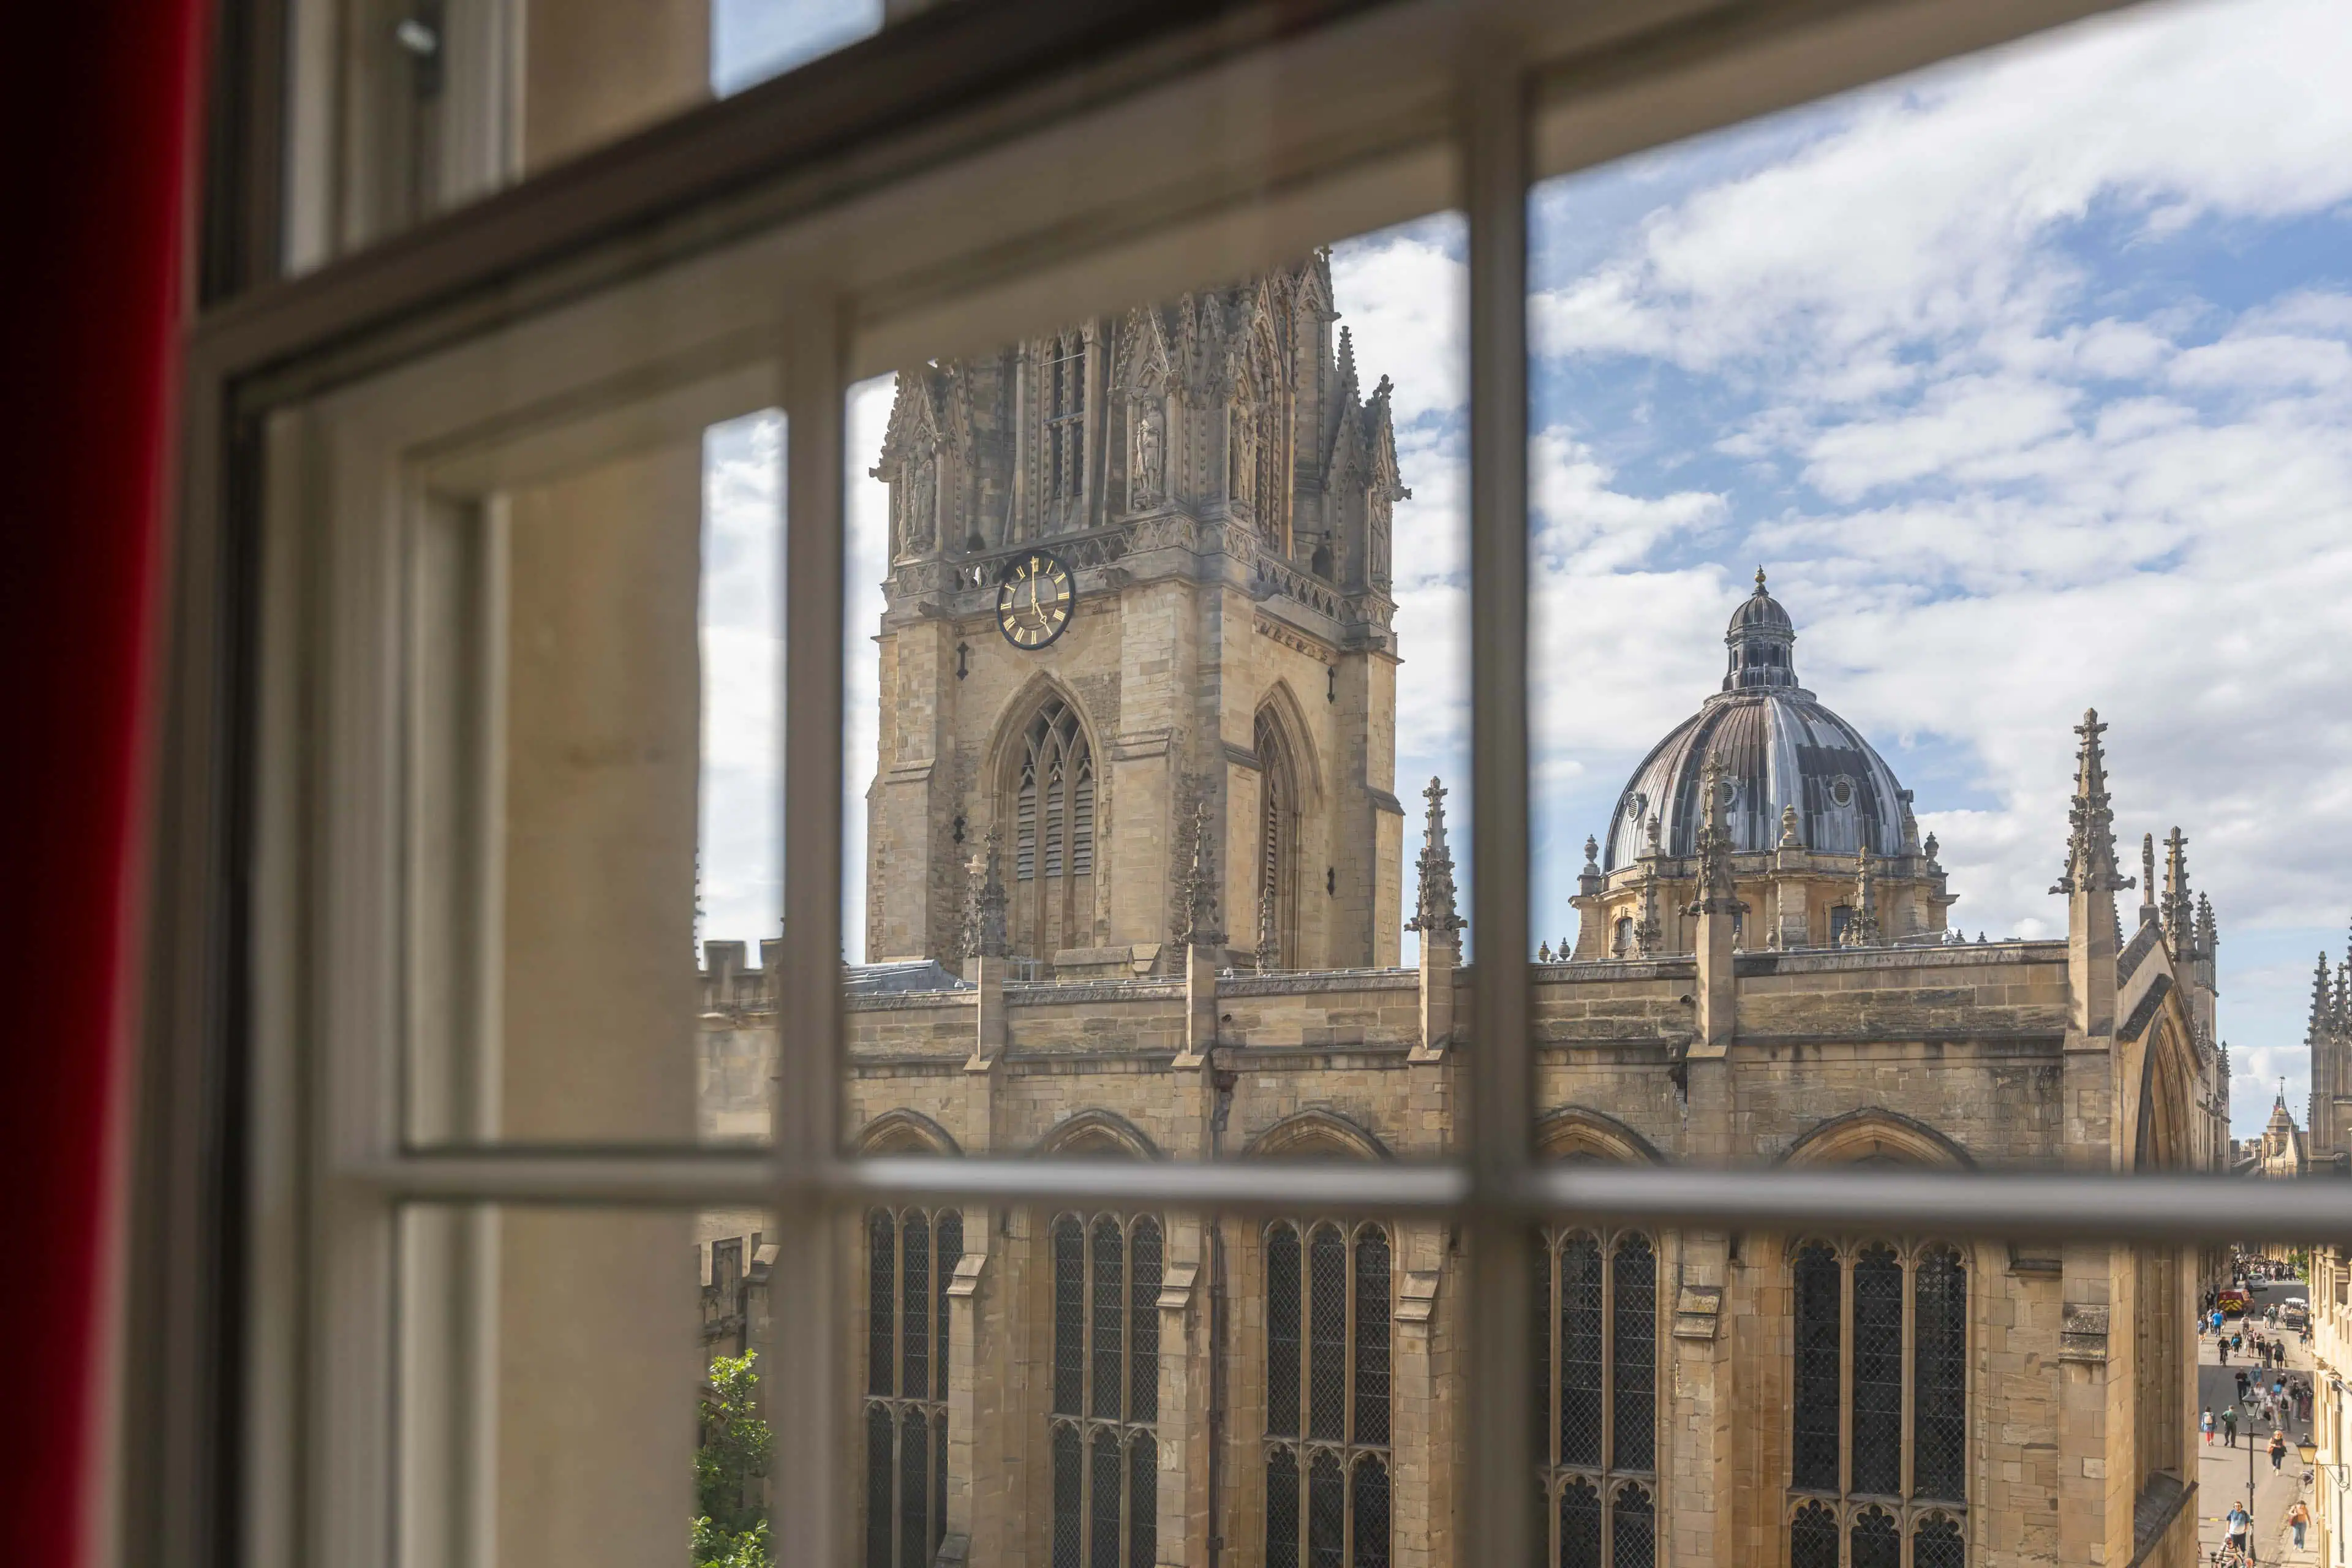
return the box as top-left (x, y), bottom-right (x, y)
top-left (2161, 827), bottom-right (2194, 956)
top-left (1685, 757), bottom-right (1748, 918)
top-left (960, 831), bottom-right (1009, 959)
top-left (1178, 798), bottom-right (1226, 945)
top-left (1405, 777), bottom-right (1464, 936)
top-left (2139, 834), bottom-right (2160, 927)
top-left (2310, 952), bottom-right (2333, 1044)
top-left (1844, 846), bottom-right (1883, 946)
top-left (2050, 708), bottom-right (2135, 895)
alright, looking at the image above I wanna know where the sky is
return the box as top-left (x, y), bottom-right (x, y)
top-left (693, 0), bottom-right (2352, 1139)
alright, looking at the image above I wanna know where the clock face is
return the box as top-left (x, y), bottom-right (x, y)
top-left (995, 549), bottom-right (1076, 650)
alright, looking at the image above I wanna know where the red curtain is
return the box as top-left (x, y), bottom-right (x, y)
top-left (0, 4), bottom-right (211, 1561)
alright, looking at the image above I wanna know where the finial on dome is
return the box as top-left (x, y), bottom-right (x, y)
top-left (1755, 565), bottom-right (1768, 592)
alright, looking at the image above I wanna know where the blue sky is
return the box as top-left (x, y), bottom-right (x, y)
top-left (696, 0), bottom-right (2352, 1137)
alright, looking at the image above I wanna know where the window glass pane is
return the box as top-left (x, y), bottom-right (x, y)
top-left (395, 1205), bottom-right (778, 1567)
top-left (284, 0), bottom-right (887, 274)
top-left (391, 386), bottom-right (780, 1146)
top-left (1518, 0), bottom-right (2352, 1552)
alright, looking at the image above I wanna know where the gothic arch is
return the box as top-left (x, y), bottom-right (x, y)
top-left (1779, 1108), bottom-right (1976, 1171)
top-left (2133, 1011), bottom-right (2196, 1172)
top-left (1244, 1107), bottom-right (1393, 1161)
top-left (855, 1108), bottom-right (963, 1157)
top-left (982, 675), bottom-right (1104, 960)
top-left (1534, 1106), bottom-right (1667, 1166)
top-left (1254, 680), bottom-right (1324, 802)
top-left (1033, 1108), bottom-right (1163, 1161)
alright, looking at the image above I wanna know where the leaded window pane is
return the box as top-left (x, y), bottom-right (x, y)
top-left (902, 1210), bottom-right (930, 1406)
top-left (899, 1407), bottom-right (930, 1568)
top-left (1132, 1217), bottom-right (1163, 1425)
top-left (1610, 1483), bottom-right (1655, 1568)
top-left (1352, 1454), bottom-right (1391, 1568)
top-left (1852, 1505), bottom-right (1900, 1568)
top-left (1532, 1237), bottom-right (1553, 1466)
top-left (1093, 1217), bottom-right (1126, 1420)
top-left (1558, 1477), bottom-right (1600, 1568)
top-left (1354, 1226), bottom-right (1392, 1447)
top-left (1852, 1245), bottom-right (1904, 1496)
top-left (1560, 1235), bottom-right (1604, 1469)
top-left (1790, 1500), bottom-right (1839, 1568)
top-left (1128, 1433), bottom-right (1158, 1568)
top-left (1914, 1247), bottom-right (1968, 1502)
top-left (1612, 1235), bottom-right (1656, 1474)
top-left (1792, 1243), bottom-right (1842, 1491)
top-left (1308, 1450), bottom-right (1345, 1568)
top-left (1309, 1224), bottom-right (1349, 1442)
top-left (865, 1404), bottom-right (894, 1568)
top-left (935, 1212), bottom-right (962, 1401)
top-left (1091, 1428), bottom-right (1123, 1568)
top-left (1052, 1424), bottom-right (1083, 1568)
top-left (1267, 1449), bottom-right (1301, 1568)
top-left (932, 1415), bottom-right (948, 1562)
top-left (1054, 1216), bottom-right (1085, 1416)
top-left (1914, 1512), bottom-right (1966, 1568)
top-left (1268, 1225), bottom-right (1303, 1438)
top-left (869, 1210), bottom-right (895, 1397)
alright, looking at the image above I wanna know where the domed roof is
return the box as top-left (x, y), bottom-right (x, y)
top-left (1601, 572), bottom-right (1913, 871)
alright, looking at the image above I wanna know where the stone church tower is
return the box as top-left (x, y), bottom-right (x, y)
top-left (862, 255), bottom-right (1409, 974)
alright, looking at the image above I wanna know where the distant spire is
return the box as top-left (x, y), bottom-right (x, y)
top-left (2139, 833), bottom-right (2160, 927)
top-left (1336, 323), bottom-right (1357, 389)
top-left (2310, 954), bottom-right (2331, 1044)
top-left (2195, 892), bottom-right (2217, 982)
top-left (960, 831), bottom-right (1010, 959)
top-left (2161, 827), bottom-right (2193, 954)
top-left (2050, 708), bottom-right (2134, 896)
top-left (1404, 777), bottom-right (1464, 937)
top-left (1178, 798), bottom-right (1226, 946)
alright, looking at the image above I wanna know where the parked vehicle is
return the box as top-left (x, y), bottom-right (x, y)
top-left (2219, 1287), bottom-right (2252, 1318)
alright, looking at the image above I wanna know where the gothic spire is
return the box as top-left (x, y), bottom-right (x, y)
top-left (2050, 708), bottom-right (2134, 896)
top-left (2195, 892), bottom-right (2217, 980)
top-left (2161, 827), bottom-right (2193, 954)
top-left (2139, 833), bottom-right (2160, 927)
top-left (2310, 952), bottom-right (2333, 1044)
top-left (1404, 777), bottom-right (1464, 937)
top-left (959, 831), bottom-right (1010, 960)
top-left (1178, 798), bottom-right (1226, 946)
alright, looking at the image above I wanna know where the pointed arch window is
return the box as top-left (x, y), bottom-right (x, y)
top-left (1254, 709), bottom-right (1300, 970)
top-left (1789, 1240), bottom-right (1970, 1560)
top-left (1532, 1227), bottom-right (1655, 1566)
top-left (1011, 698), bottom-right (1096, 960)
top-left (863, 1207), bottom-right (962, 1568)
top-left (1264, 1219), bottom-right (1391, 1568)
top-left (1049, 1212), bottom-right (1161, 1568)
top-left (1044, 331), bottom-right (1088, 519)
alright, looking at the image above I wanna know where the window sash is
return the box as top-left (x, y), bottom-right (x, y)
top-left (175, 4), bottom-right (2244, 1568)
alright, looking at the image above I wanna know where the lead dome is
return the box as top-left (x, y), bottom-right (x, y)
top-left (1602, 569), bottom-right (1913, 872)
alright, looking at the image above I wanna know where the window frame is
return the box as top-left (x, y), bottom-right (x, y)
top-left (139, 2), bottom-right (2291, 1567)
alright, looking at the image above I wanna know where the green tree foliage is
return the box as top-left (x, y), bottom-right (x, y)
top-left (693, 1351), bottom-right (774, 1568)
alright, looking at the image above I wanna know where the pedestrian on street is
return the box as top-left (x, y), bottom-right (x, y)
top-left (2228, 1502), bottom-right (2253, 1557)
top-left (2238, 1369), bottom-right (2252, 1400)
top-left (2204, 1408), bottom-right (2215, 1444)
top-left (2225, 1406), bottom-right (2239, 1447)
top-left (2270, 1429), bottom-right (2287, 1472)
top-left (2291, 1499), bottom-right (2312, 1550)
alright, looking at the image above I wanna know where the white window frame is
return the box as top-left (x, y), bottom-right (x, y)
top-left (136, 2), bottom-right (2330, 1566)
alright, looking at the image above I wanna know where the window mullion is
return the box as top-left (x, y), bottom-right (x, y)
top-left (1462, 30), bottom-right (1536, 1568)
top-left (774, 295), bottom-right (850, 1568)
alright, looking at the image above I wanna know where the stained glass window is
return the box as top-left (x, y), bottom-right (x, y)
top-left (1128, 1434), bottom-right (1158, 1568)
top-left (1851, 1504), bottom-right (1900, 1568)
top-left (1131, 1217), bottom-right (1163, 1424)
top-left (1308, 1450), bottom-right (1347, 1568)
top-left (1610, 1483), bottom-right (1654, 1568)
top-left (1560, 1235), bottom-right (1604, 1469)
top-left (1792, 1243), bottom-right (1842, 1492)
top-left (1351, 1455), bottom-right (1391, 1568)
top-left (1611, 1235), bottom-right (1655, 1474)
top-left (869, 1210), bottom-right (895, 1397)
top-left (1790, 1500), bottom-right (1839, 1568)
top-left (1914, 1511), bottom-right (1966, 1568)
top-left (1852, 1246), bottom-right (1904, 1496)
top-left (1355, 1227), bottom-right (1392, 1447)
top-left (865, 1405), bottom-right (894, 1568)
top-left (1558, 1476), bottom-right (1602, 1568)
top-left (1532, 1236), bottom-right (1553, 1464)
top-left (1053, 1423), bottom-right (1084, 1568)
top-left (1092, 1217), bottom-right (1125, 1420)
top-left (898, 1407), bottom-right (930, 1568)
top-left (865, 1208), bottom-right (960, 1568)
top-left (1269, 1224), bottom-right (1303, 1438)
top-left (1090, 1429), bottom-right (1123, 1567)
top-left (1267, 1449), bottom-right (1301, 1568)
top-left (1049, 1213), bottom-right (1161, 1566)
top-left (1310, 1224), bottom-right (1349, 1442)
top-left (1914, 1248), bottom-right (1969, 1502)
top-left (1055, 1216), bottom-right (1086, 1416)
